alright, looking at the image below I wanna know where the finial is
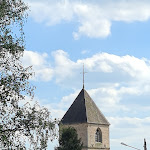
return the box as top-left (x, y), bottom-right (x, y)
top-left (82, 63), bottom-right (87, 89)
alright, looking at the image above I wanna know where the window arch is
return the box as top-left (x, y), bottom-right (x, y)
top-left (95, 128), bottom-right (102, 143)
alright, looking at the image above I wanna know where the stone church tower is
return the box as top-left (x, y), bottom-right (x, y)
top-left (60, 88), bottom-right (110, 150)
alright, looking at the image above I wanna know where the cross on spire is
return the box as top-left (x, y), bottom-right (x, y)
top-left (82, 63), bottom-right (87, 89)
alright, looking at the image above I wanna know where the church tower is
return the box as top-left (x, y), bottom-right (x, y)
top-left (60, 88), bottom-right (110, 150)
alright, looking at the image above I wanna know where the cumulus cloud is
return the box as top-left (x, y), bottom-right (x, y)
top-left (109, 117), bottom-right (150, 150)
top-left (22, 50), bottom-right (53, 81)
top-left (25, 0), bottom-right (150, 39)
top-left (22, 50), bottom-right (150, 105)
top-left (51, 50), bottom-right (77, 83)
top-left (51, 50), bottom-right (150, 89)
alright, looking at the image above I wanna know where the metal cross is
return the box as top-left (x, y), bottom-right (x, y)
top-left (82, 63), bottom-right (87, 89)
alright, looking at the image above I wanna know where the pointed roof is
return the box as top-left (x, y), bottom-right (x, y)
top-left (61, 88), bottom-right (110, 125)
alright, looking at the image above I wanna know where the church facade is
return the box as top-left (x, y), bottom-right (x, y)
top-left (60, 88), bottom-right (110, 150)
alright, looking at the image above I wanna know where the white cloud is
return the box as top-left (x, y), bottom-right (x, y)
top-left (27, 0), bottom-right (73, 25)
top-left (109, 117), bottom-right (150, 150)
top-left (22, 50), bottom-right (53, 81)
top-left (25, 0), bottom-right (150, 39)
top-left (55, 89), bottom-right (80, 110)
top-left (43, 103), bottom-right (66, 120)
top-left (81, 50), bottom-right (90, 55)
top-left (50, 51), bottom-right (150, 89)
top-left (52, 50), bottom-right (79, 84)
top-left (22, 50), bottom-right (150, 109)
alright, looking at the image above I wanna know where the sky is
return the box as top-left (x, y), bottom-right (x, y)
top-left (21, 0), bottom-right (150, 149)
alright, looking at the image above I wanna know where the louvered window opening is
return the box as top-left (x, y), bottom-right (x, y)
top-left (95, 128), bottom-right (102, 143)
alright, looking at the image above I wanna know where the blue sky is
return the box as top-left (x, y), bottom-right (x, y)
top-left (22, 0), bottom-right (150, 149)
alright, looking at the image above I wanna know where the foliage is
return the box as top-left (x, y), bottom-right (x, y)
top-left (0, 0), bottom-right (57, 149)
top-left (0, 0), bottom-right (27, 55)
top-left (56, 127), bottom-right (83, 150)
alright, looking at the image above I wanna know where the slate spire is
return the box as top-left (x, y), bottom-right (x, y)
top-left (61, 88), bottom-right (110, 125)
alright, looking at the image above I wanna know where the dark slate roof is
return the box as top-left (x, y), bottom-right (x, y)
top-left (61, 88), bottom-right (110, 125)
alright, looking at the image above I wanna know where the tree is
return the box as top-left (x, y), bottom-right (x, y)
top-left (0, 0), bottom-right (57, 149)
top-left (57, 127), bottom-right (83, 150)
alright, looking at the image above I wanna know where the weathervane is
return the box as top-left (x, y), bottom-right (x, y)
top-left (82, 63), bottom-right (87, 89)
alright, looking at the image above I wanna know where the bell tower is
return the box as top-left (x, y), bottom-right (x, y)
top-left (60, 88), bottom-right (110, 150)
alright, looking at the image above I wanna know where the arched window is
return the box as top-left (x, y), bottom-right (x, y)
top-left (95, 128), bottom-right (102, 143)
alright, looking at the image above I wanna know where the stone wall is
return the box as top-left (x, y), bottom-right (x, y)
top-left (87, 124), bottom-right (110, 149)
top-left (60, 123), bottom-right (110, 150)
